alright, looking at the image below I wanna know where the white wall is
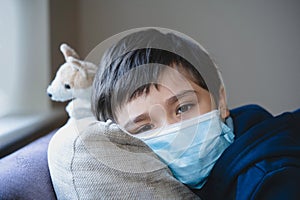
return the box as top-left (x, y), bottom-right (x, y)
top-left (0, 0), bottom-right (50, 115)
top-left (77, 0), bottom-right (300, 114)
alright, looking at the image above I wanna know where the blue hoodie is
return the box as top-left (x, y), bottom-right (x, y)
top-left (194, 104), bottom-right (300, 200)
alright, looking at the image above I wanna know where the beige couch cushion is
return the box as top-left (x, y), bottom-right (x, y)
top-left (48, 118), bottom-right (199, 199)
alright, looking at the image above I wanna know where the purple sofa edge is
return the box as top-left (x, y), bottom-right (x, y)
top-left (0, 130), bottom-right (57, 200)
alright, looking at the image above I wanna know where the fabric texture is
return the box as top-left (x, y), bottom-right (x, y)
top-left (194, 104), bottom-right (300, 200)
top-left (48, 117), bottom-right (200, 199)
top-left (0, 130), bottom-right (57, 200)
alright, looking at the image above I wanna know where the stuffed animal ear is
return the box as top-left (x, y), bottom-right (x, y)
top-left (67, 57), bottom-right (88, 79)
top-left (60, 43), bottom-right (80, 61)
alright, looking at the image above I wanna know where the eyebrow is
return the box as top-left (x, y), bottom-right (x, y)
top-left (124, 113), bottom-right (150, 130)
top-left (123, 90), bottom-right (197, 130)
top-left (166, 90), bottom-right (197, 106)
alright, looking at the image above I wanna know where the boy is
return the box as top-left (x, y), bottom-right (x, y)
top-left (92, 28), bottom-right (300, 199)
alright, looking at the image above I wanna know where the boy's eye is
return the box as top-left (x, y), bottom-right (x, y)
top-left (176, 104), bottom-right (194, 115)
top-left (134, 124), bottom-right (154, 134)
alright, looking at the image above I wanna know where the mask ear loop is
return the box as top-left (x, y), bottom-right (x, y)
top-left (212, 60), bottom-right (230, 122)
top-left (214, 84), bottom-right (229, 122)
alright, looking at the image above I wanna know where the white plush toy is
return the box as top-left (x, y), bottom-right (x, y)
top-left (47, 43), bottom-right (98, 119)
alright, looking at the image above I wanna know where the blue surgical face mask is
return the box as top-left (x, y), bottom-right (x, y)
top-left (133, 110), bottom-right (234, 189)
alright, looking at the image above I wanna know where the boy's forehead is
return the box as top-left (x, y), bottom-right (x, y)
top-left (157, 66), bottom-right (195, 93)
top-left (116, 82), bottom-right (196, 125)
top-left (124, 67), bottom-right (195, 108)
top-left (126, 64), bottom-right (195, 101)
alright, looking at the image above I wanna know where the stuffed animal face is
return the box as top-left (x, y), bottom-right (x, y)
top-left (47, 60), bottom-right (96, 101)
top-left (47, 63), bottom-right (72, 101)
top-left (47, 44), bottom-right (98, 102)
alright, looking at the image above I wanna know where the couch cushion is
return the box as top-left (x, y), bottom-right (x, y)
top-left (0, 130), bottom-right (57, 200)
top-left (48, 118), bottom-right (199, 199)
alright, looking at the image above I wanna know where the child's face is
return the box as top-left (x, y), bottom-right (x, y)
top-left (116, 65), bottom-right (220, 135)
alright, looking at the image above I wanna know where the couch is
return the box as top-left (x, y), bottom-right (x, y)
top-left (0, 130), bottom-right (57, 199)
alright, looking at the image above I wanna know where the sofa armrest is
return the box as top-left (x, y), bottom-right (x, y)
top-left (0, 130), bottom-right (57, 200)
